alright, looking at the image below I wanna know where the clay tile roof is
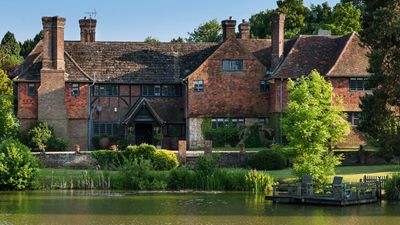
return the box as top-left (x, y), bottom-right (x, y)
top-left (64, 41), bottom-right (219, 83)
top-left (238, 39), bottom-right (296, 68)
top-left (326, 33), bottom-right (370, 77)
top-left (14, 41), bottom-right (219, 83)
top-left (273, 35), bottom-right (346, 78)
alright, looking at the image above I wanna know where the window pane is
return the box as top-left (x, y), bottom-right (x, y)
top-left (72, 84), bottom-right (79, 96)
top-left (28, 83), bottom-right (36, 96)
top-left (194, 80), bottom-right (204, 92)
top-left (222, 60), bottom-right (243, 71)
top-left (154, 85), bottom-right (161, 96)
top-left (349, 78), bottom-right (357, 91)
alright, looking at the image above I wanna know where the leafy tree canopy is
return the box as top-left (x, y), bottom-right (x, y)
top-left (283, 70), bottom-right (350, 183)
top-left (0, 69), bottom-right (12, 95)
top-left (186, 19), bottom-right (222, 43)
top-left (250, 0), bottom-right (361, 38)
top-left (359, 0), bottom-right (400, 159)
top-left (277, 0), bottom-right (311, 38)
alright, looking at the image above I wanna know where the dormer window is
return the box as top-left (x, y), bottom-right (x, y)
top-left (222, 60), bottom-right (243, 72)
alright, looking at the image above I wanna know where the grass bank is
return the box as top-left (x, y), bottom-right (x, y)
top-left (37, 164), bottom-right (399, 190)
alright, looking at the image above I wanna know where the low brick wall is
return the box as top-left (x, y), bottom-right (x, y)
top-left (32, 152), bottom-right (95, 169)
top-left (33, 150), bottom-right (398, 169)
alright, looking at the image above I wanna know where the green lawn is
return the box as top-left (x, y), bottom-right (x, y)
top-left (264, 164), bottom-right (400, 183)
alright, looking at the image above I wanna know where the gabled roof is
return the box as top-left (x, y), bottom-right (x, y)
top-left (14, 41), bottom-right (219, 83)
top-left (122, 98), bottom-right (165, 125)
top-left (13, 32), bottom-right (369, 83)
top-left (272, 33), bottom-right (369, 79)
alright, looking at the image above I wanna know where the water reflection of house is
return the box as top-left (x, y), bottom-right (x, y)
top-left (13, 14), bottom-right (369, 150)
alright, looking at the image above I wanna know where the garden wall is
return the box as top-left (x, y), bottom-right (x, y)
top-left (32, 150), bottom-right (399, 169)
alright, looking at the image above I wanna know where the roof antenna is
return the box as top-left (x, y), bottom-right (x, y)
top-left (85, 9), bottom-right (97, 19)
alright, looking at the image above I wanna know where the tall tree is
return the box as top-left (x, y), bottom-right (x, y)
top-left (283, 70), bottom-right (350, 183)
top-left (359, 0), bottom-right (400, 159)
top-left (186, 19), bottom-right (222, 43)
top-left (325, 2), bottom-right (362, 35)
top-left (20, 31), bottom-right (43, 58)
top-left (1, 31), bottom-right (21, 56)
top-left (306, 2), bottom-right (332, 33)
top-left (249, 9), bottom-right (274, 38)
top-left (277, 0), bottom-right (311, 38)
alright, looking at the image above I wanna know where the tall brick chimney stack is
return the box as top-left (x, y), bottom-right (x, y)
top-left (239, 19), bottom-right (250, 39)
top-left (222, 17), bottom-right (236, 41)
top-left (39, 16), bottom-right (68, 139)
top-left (79, 17), bottom-right (97, 42)
top-left (271, 12), bottom-right (285, 69)
top-left (42, 16), bottom-right (66, 70)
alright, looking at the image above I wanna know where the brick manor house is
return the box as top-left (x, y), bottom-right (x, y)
top-left (13, 14), bottom-right (369, 150)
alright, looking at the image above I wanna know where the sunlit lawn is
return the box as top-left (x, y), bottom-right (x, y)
top-left (39, 164), bottom-right (400, 185)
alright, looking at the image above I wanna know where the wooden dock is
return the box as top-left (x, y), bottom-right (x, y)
top-left (266, 177), bottom-right (379, 206)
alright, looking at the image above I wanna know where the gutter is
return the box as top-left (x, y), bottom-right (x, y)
top-left (87, 74), bottom-right (96, 151)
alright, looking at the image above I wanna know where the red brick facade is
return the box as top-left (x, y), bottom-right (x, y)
top-left (13, 15), bottom-right (371, 150)
top-left (188, 39), bottom-right (268, 118)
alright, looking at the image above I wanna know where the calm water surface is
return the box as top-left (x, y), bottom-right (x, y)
top-left (0, 191), bottom-right (399, 225)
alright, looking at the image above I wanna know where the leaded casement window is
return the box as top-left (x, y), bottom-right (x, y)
top-left (167, 124), bottom-right (186, 137)
top-left (93, 85), bottom-right (119, 96)
top-left (222, 60), bottom-right (243, 72)
top-left (142, 85), bottom-right (180, 97)
top-left (349, 78), bottom-right (370, 91)
top-left (93, 123), bottom-right (119, 136)
top-left (71, 83), bottom-right (80, 96)
top-left (347, 112), bottom-right (361, 126)
top-left (258, 117), bottom-right (267, 127)
top-left (211, 118), bottom-right (245, 128)
top-left (194, 80), bottom-right (204, 92)
top-left (27, 83), bottom-right (36, 96)
top-left (260, 80), bottom-right (269, 92)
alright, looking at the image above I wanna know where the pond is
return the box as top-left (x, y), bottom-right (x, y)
top-left (0, 191), bottom-right (399, 225)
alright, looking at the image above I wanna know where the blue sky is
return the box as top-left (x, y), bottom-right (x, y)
top-left (1, 0), bottom-right (340, 42)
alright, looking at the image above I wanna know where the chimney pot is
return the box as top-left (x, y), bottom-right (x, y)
top-left (41, 16), bottom-right (66, 70)
top-left (79, 17), bottom-right (97, 42)
top-left (239, 19), bottom-right (250, 39)
top-left (222, 18), bottom-right (236, 42)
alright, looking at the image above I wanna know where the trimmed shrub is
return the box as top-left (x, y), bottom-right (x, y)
top-left (248, 149), bottom-right (287, 170)
top-left (152, 150), bottom-right (179, 171)
top-left (0, 138), bottom-right (39, 190)
top-left (126, 143), bottom-right (157, 160)
top-left (91, 150), bottom-right (122, 169)
top-left (47, 137), bottom-right (70, 151)
top-left (27, 122), bottom-right (53, 150)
